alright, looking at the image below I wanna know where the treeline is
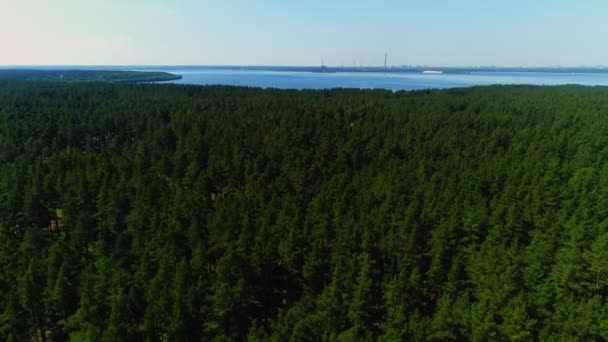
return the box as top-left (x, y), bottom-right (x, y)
top-left (0, 70), bottom-right (182, 83)
top-left (1, 81), bottom-right (608, 341)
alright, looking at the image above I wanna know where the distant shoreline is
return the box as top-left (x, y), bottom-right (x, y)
top-left (2, 65), bottom-right (608, 75)
top-left (0, 69), bottom-right (182, 83)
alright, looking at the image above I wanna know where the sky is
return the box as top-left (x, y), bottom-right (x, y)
top-left (1, 0), bottom-right (607, 67)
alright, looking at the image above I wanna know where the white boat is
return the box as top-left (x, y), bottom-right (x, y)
top-left (422, 70), bottom-right (443, 74)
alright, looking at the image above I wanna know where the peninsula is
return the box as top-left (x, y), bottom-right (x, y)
top-left (0, 69), bottom-right (182, 83)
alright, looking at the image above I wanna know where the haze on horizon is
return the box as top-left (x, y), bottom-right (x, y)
top-left (1, 0), bottom-right (606, 67)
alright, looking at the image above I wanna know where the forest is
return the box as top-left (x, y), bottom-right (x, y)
top-left (0, 70), bottom-right (181, 83)
top-left (1, 81), bottom-right (608, 341)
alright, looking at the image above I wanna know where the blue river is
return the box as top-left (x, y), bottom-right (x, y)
top-left (145, 67), bottom-right (608, 91)
top-left (4, 65), bottom-right (608, 90)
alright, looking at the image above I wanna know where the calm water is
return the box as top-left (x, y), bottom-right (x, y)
top-left (144, 67), bottom-right (608, 91)
top-left (3, 66), bottom-right (608, 90)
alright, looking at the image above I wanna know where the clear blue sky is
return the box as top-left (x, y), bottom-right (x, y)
top-left (1, 0), bottom-right (606, 66)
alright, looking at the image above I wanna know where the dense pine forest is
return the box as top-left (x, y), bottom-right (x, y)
top-left (2, 81), bottom-right (608, 341)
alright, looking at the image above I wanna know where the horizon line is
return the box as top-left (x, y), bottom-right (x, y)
top-left (1, 64), bottom-right (608, 69)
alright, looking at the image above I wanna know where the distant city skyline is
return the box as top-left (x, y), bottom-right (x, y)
top-left (1, 0), bottom-right (607, 67)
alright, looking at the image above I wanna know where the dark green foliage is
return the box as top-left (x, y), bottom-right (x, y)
top-left (1, 81), bottom-right (608, 340)
top-left (0, 69), bottom-right (181, 83)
